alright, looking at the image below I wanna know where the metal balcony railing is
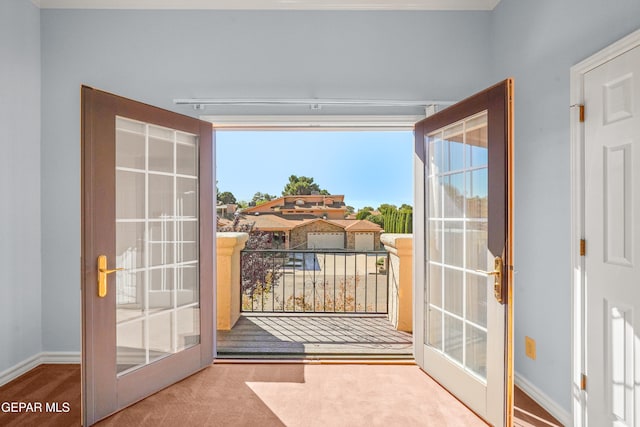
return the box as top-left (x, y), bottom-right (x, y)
top-left (240, 250), bottom-right (389, 314)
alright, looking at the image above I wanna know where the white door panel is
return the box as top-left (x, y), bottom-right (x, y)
top-left (585, 45), bottom-right (640, 427)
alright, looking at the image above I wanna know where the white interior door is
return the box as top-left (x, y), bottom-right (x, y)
top-left (584, 45), bottom-right (640, 427)
top-left (414, 80), bottom-right (514, 427)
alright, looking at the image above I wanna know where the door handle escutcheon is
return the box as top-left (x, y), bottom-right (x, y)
top-left (476, 256), bottom-right (504, 304)
top-left (97, 255), bottom-right (124, 298)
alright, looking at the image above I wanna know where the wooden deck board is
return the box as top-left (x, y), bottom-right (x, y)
top-left (217, 314), bottom-right (413, 358)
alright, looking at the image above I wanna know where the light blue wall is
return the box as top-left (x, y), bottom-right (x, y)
top-left (40, 10), bottom-right (491, 351)
top-left (0, 0), bottom-right (42, 373)
top-left (491, 0), bottom-right (640, 414)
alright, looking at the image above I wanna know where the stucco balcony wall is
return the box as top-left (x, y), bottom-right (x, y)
top-left (381, 233), bottom-right (413, 333)
top-left (216, 232), bottom-right (249, 330)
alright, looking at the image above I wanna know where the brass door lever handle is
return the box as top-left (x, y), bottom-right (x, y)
top-left (100, 267), bottom-right (124, 275)
top-left (97, 255), bottom-right (124, 298)
top-left (475, 269), bottom-right (500, 276)
top-left (475, 256), bottom-right (504, 304)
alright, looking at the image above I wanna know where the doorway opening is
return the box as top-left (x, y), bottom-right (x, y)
top-left (213, 128), bottom-right (415, 360)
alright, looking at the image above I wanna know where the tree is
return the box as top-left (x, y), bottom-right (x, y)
top-left (282, 175), bottom-right (329, 196)
top-left (365, 213), bottom-right (384, 227)
top-left (217, 191), bottom-right (237, 205)
top-left (241, 231), bottom-right (283, 295)
top-left (382, 208), bottom-right (412, 233)
top-left (216, 219), bottom-right (282, 295)
top-left (251, 192), bottom-right (276, 205)
top-left (399, 203), bottom-right (413, 213)
top-left (345, 205), bottom-right (355, 214)
top-left (355, 206), bottom-right (374, 220)
top-left (377, 203), bottom-right (397, 214)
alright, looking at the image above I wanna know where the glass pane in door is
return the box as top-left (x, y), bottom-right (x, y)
top-left (425, 111), bottom-right (489, 381)
top-left (115, 117), bottom-right (200, 375)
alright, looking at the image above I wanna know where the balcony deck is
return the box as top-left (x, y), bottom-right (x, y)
top-left (217, 313), bottom-right (413, 359)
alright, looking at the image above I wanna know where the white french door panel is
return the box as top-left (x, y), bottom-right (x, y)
top-left (414, 80), bottom-right (512, 427)
top-left (423, 347), bottom-right (487, 415)
top-left (422, 257), bottom-right (506, 420)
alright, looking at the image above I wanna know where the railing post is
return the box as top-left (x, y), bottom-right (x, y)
top-left (381, 234), bottom-right (413, 332)
top-left (216, 232), bottom-right (249, 330)
top-left (386, 253), bottom-right (390, 315)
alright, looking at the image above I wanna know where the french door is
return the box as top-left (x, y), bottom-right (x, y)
top-left (414, 80), bottom-right (514, 426)
top-left (81, 86), bottom-right (214, 425)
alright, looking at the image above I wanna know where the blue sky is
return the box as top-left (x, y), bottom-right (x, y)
top-left (215, 130), bottom-right (413, 210)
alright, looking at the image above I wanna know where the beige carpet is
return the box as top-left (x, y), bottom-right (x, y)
top-left (97, 363), bottom-right (487, 427)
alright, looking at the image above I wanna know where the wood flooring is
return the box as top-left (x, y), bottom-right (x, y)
top-left (0, 364), bottom-right (80, 427)
top-left (217, 314), bottom-right (413, 359)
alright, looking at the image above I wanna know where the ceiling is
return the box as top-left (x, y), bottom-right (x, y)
top-left (33, 0), bottom-right (501, 11)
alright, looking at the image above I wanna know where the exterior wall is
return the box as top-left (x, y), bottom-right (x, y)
top-left (245, 195), bottom-right (346, 218)
top-left (325, 211), bottom-right (345, 220)
top-left (290, 221), bottom-right (345, 249)
top-left (0, 0), bottom-right (42, 376)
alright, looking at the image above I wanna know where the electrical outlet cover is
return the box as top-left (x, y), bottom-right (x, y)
top-left (525, 336), bottom-right (536, 360)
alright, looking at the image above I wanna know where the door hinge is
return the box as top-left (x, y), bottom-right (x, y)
top-left (580, 239), bottom-right (586, 256)
top-left (581, 373), bottom-right (587, 391)
top-left (579, 105), bottom-right (585, 122)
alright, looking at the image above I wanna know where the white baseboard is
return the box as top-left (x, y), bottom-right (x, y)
top-left (515, 374), bottom-right (572, 426)
top-left (0, 353), bottom-right (42, 387)
top-left (0, 352), bottom-right (81, 387)
top-left (40, 351), bottom-right (81, 364)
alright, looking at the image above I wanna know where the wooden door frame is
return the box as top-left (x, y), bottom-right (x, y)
top-left (413, 79), bottom-right (514, 426)
top-left (81, 86), bottom-right (215, 425)
top-left (570, 28), bottom-right (640, 427)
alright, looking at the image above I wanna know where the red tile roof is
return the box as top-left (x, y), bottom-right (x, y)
top-left (222, 214), bottom-right (383, 233)
top-left (328, 219), bottom-right (383, 232)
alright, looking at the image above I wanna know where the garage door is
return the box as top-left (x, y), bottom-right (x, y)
top-left (307, 232), bottom-right (345, 249)
top-left (354, 232), bottom-right (374, 251)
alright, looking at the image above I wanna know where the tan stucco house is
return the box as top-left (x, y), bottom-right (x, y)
top-left (233, 195), bottom-right (383, 250)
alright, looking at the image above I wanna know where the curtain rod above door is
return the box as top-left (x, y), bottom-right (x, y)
top-left (173, 98), bottom-right (455, 109)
